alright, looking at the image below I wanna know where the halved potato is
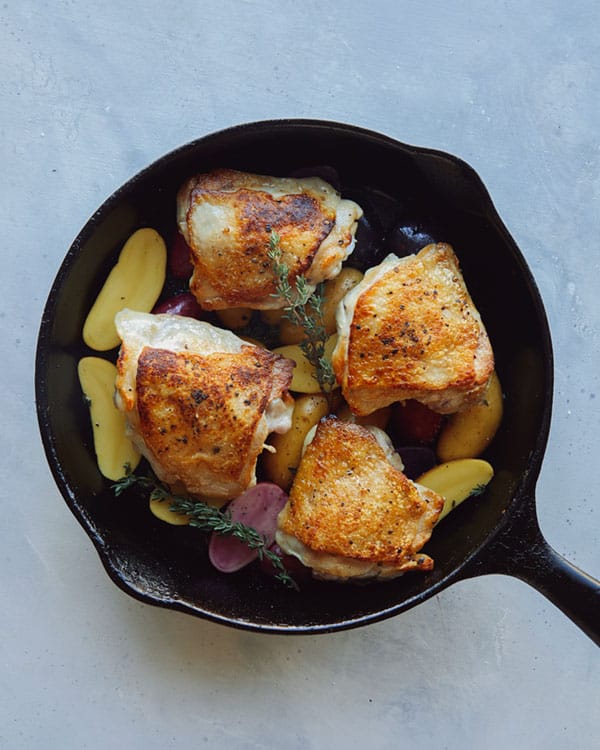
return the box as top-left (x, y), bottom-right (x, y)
top-left (320, 267), bottom-right (363, 334)
top-left (83, 228), bottom-right (167, 351)
top-left (273, 334), bottom-right (338, 393)
top-left (417, 458), bottom-right (494, 523)
top-left (278, 268), bottom-right (364, 345)
top-left (149, 497), bottom-right (190, 525)
top-left (262, 394), bottom-right (329, 490)
top-left (77, 356), bottom-right (141, 480)
top-left (436, 371), bottom-right (503, 461)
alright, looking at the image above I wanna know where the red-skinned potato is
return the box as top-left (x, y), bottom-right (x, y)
top-left (391, 400), bottom-right (444, 445)
top-left (152, 292), bottom-right (206, 319)
top-left (168, 231), bottom-right (194, 279)
top-left (208, 484), bottom-right (288, 573)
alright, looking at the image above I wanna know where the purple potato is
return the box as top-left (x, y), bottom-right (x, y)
top-left (396, 445), bottom-right (437, 479)
top-left (384, 221), bottom-right (438, 257)
top-left (347, 213), bottom-right (387, 271)
top-left (168, 231), bottom-right (194, 279)
top-left (208, 483), bottom-right (288, 573)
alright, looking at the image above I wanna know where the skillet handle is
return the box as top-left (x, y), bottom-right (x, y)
top-left (463, 495), bottom-right (600, 647)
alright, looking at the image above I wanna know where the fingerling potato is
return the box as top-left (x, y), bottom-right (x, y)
top-left (436, 371), bottom-right (503, 461)
top-left (320, 267), bottom-right (363, 334)
top-left (149, 497), bottom-right (190, 525)
top-left (278, 268), bottom-right (364, 345)
top-left (273, 335), bottom-right (338, 393)
top-left (417, 458), bottom-right (494, 523)
top-left (83, 228), bottom-right (167, 351)
top-left (262, 394), bottom-right (329, 490)
top-left (77, 356), bottom-right (141, 480)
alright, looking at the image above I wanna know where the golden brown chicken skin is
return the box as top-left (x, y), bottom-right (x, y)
top-left (332, 243), bottom-right (494, 416)
top-left (276, 417), bottom-right (444, 581)
top-left (114, 310), bottom-right (294, 503)
top-left (134, 347), bottom-right (293, 499)
top-left (176, 168), bottom-right (362, 310)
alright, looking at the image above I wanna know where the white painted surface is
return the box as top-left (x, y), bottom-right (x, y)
top-left (2, 1), bottom-right (599, 747)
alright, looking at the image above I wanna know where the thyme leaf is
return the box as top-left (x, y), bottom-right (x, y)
top-left (268, 230), bottom-right (336, 393)
top-left (111, 469), bottom-right (298, 590)
top-left (469, 483), bottom-right (488, 497)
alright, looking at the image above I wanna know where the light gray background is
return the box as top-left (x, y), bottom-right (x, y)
top-left (2, 1), bottom-right (599, 748)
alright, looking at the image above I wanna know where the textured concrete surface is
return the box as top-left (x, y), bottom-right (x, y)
top-left (2, 1), bottom-right (599, 748)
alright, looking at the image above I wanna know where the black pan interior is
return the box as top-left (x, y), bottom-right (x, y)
top-left (36, 120), bottom-right (552, 632)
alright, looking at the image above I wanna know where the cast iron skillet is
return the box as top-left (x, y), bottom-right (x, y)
top-left (35, 119), bottom-right (600, 642)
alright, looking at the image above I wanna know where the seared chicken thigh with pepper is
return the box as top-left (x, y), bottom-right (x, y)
top-left (114, 310), bottom-right (294, 504)
top-left (176, 168), bottom-right (362, 310)
top-left (276, 417), bottom-right (444, 581)
top-left (332, 243), bottom-right (494, 416)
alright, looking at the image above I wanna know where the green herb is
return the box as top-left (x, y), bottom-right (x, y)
top-left (268, 230), bottom-right (336, 393)
top-left (112, 469), bottom-right (298, 590)
top-left (469, 483), bottom-right (488, 497)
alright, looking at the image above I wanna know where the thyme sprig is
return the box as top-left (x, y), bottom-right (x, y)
top-left (268, 230), bottom-right (336, 393)
top-left (112, 470), bottom-right (298, 590)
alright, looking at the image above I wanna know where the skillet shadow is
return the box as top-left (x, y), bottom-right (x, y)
top-left (114, 585), bottom-right (447, 691)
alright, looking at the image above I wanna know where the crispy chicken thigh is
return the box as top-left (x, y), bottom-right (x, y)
top-left (276, 417), bottom-right (444, 581)
top-left (332, 243), bottom-right (494, 416)
top-left (114, 310), bottom-right (294, 503)
top-left (176, 168), bottom-right (362, 310)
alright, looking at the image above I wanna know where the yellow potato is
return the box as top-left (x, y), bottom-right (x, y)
top-left (436, 371), bottom-right (503, 462)
top-left (83, 228), bottom-right (167, 351)
top-left (216, 307), bottom-right (253, 330)
top-left (77, 356), bottom-right (141, 480)
top-left (262, 394), bottom-right (329, 490)
top-left (320, 267), bottom-right (363, 334)
top-left (278, 268), bottom-right (365, 345)
top-left (417, 458), bottom-right (494, 523)
top-left (273, 335), bottom-right (338, 393)
top-left (149, 497), bottom-right (190, 525)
